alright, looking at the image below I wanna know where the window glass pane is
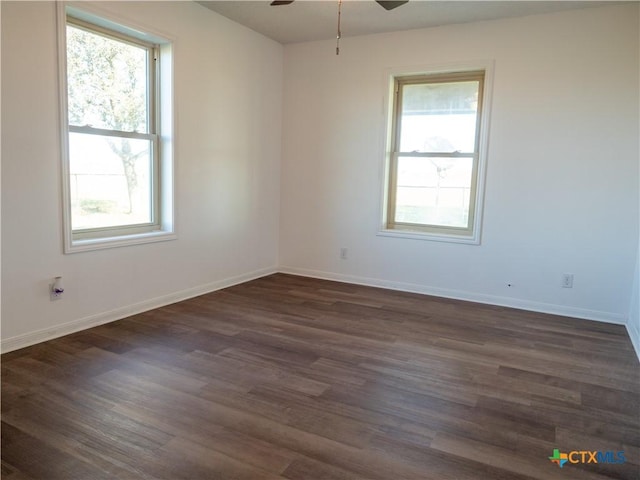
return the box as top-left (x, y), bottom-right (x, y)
top-left (69, 132), bottom-right (152, 230)
top-left (400, 81), bottom-right (479, 153)
top-left (395, 156), bottom-right (472, 228)
top-left (67, 25), bottom-right (148, 133)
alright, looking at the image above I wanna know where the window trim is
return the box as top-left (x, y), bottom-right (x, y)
top-left (378, 62), bottom-right (493, 245)
top-left (57, 3), bottom-right (176, 253)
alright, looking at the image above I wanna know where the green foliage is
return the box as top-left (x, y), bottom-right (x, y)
top-left (66, 25), bottom-right (147, 132)
top-left (67, 25), bottom-right (150, 213)
top-left (79, 198), bottom-right (117, 215)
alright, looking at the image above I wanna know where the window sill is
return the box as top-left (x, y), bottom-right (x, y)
top-left (66, 229), bottom-right (177, 254)
top-left (377, 228), bottom-right (480, 245)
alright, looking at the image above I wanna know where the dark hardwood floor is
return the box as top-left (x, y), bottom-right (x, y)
top-left (2, 273), bottom-right (639, 479)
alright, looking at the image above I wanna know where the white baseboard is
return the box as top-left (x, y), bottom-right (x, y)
top-left (1, 266), bottom-right (278, 354)
top-left (3, 264), bottom-right (633, 357)
top-left (278, 266), bottom-right (628, 325)
top-left (627, 322), bottom-right (640, 363)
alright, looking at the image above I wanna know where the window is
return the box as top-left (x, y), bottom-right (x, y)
top-left (383, 67), bottom-right (490, 243)
top-left (60, 6), bottom-right (174, 252)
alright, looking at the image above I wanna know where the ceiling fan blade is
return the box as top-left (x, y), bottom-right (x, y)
top-left (270, 0), bottom-right (294, 5)
top-left (375, 0), bottom-right (409, 10)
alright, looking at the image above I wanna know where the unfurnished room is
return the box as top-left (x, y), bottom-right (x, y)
top-left (1, 1), bottom-right (639, 479)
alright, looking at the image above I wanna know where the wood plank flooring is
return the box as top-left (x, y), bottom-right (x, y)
top-left (2, 273), bottom-right (639, 479)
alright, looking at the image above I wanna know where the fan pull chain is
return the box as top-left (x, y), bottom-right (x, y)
top-left (336, 0), bottom-right (342, 55)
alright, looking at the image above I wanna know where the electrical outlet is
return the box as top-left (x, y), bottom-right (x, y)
top-left (562, 273), bottom-right (574, 288)
top-left (50, 283), bottom-right (62, 301)
top-left (340, 247), bottom-right (348, 260)
top-left (50, 276), bottom-right (64, 301)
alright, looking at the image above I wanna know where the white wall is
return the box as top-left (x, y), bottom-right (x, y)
top-left (280, 4), bottom-right (640, 323)
top-left (3, 2), bottom-right (639, 356)
top-left (1, 1), bottom-right (283, 350)
top-left (629, 248), bottom-right (640, 358)
top-left (629, 4), bottom-right (640, 358)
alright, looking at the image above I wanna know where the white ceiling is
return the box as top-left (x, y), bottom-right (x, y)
top-left (197, 0), bottom-right (621, 44)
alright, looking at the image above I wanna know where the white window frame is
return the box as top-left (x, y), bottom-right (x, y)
top-left (57, 4), bottom-right (175, 253)
top-left (379, 62), bottom-right (493, 245)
